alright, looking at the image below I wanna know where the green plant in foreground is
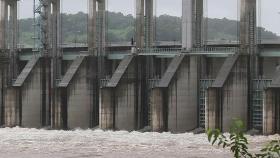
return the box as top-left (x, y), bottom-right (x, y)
top-left (256, 140), bottom-right (280, 158)
top-left (207, 119), bottom-right (280, 158)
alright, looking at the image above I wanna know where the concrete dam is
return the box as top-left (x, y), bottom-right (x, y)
top-left (0, 0), bottom-right (279, 135)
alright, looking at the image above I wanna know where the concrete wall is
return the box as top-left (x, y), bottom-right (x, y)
top-left (167, 56), bottom-right (198, 132)
top-left (182, 0), bottom-right (193, 49)
top-left (145, 0), bottom-right (154, 47)
top-left (114, 60), bottom-right (138, 131)
top-left (21, 61), bottom-right (43, 128)
top-left (263, 88), bottom-right (280, 135)
top-left (182, 0), bottom-right (203, 48)
top-left (260, 57), bottom-right (280, 78)
top-left (205, 56), bottom-right (250, 132)
top-left (99, 88), bottom-right (114, 129)
top-left (4, 87), bottom-right (20, 127)
top-left (0, 68), bottom-right (3, 125)
top-left (0, 0), bottom-right (7, 49)
top-left (150, 88), bottom-right (165, 131)
top-left (205, 88), bottom-right (220, 130)
top-left (263, 89), bottom-right (275, 135)
top-left (136, 0), bottom-right (144, 48)
top-left (240, 0), bottom-right (256, 54)
top-left (201, 57), bottom-right (225, 79)
top-left (221, 56), bottom-right (248, 131)
top-left (67, 60), bottom-right (94, 129)
top-left (88, 0), bottom-right (97, 54)
top-left (206, 56), bottom-right (249, 132)
top-left (52, 88), bottom-right (63, 129)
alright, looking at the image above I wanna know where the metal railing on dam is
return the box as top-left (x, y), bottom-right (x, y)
top-left (100, 78), bottom-right (110, 88)
top-left (137, 48), bottom-right (182, 55)
top-left (148, 78), bottom-right (160, 89)
top-left (136, 47), bottom-right (238, 55)
top-left (17, 45), bottom-right (242, 61)
top-left (185, 47), bottom-right (238, 54)
top-left (100, 77), bottom-right (161, 89)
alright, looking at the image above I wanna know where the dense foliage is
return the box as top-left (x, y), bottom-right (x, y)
top-left (208, 119), bottom-right (280, 158)
top-left (18, 12), bottom-right (279, 47)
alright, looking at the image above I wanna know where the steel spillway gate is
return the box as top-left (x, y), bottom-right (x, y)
top-left (198, 79), bottom-right (273, 130)
top-left (251, 79), bottom-right (272, 130)
top-left (199, 79), bottom-right (214, 128)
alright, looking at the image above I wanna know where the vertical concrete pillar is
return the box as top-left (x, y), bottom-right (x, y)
top-left (100, 55), bottom-right (141, 131)
top-left (100, 88), bottom-right (114, 129)
top-left (97, 0), bottom-right (106, 55)
top-left (88, 0), bottom-right (97, 55)
top-left (3, 0), bottom-right (18, 85)
top-left (21, 60), bottom-right (43, 128)
top-left (51, 0), bottom-right (61, 58)
top-left (182, 0), bottom-right (193, 49)
top-left (240, 0), bottom-right (257, 106)
top-left (222, 58), bottom-right (249, 131)
top-left (0, 0), bottom-right (7, 126)
top-left (114, 61), bottom-right (138, 131)
top-left (67, 61), bottom-right (94, 129)
top-left (263, 88), bottom-right (275, 135)
top-left (52, 87), bottom-right (64, 129)
top-left (167, 56), bottom-right (199, 132)
top-left (206, 55), bottom-right (249, 132)
top-left (195, 0), bottom-right (203, 47)
top-left (54, 56), bottom-right (97, 129)
top-left (97, 0), bottom-right (106, 79)
top-left (41, 0), bottom-right (50, 55)
top-left (150, 88), bottom-right (165, 131)
top-left (49, 0), bottom-right (61, 127)
top-left (41, 0), bottom-right (51, 128)
top-left (2, 0), bottom-right (20, 127)
top-left (240, 0), bottom-right (256, 54)
top-left (0, 0), bottom-right (7, 49)
top-left (0, 69), bottom-right (3, 125)
top-left (136, 0), bottom-right (144, 48)
top-left (9, 0), bottom-right (18, 81)
top-left (49, 0), bottom-right (61, 59)
top-left (182, 0), bottom-right (203, 49)
top-left (4, 88), bottom-right (20, 127)
top-left (9, 0), bottom-right (17, 51)
top-left (206, 88), bottom-right (221, 130)
top-left (145, 0), bottom-right (154, 48)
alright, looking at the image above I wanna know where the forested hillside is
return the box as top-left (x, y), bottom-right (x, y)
top-left (19, 12), bottom-right (279, 47)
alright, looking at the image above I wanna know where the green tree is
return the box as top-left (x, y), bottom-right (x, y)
top-left (208, 119), bottom-right (280, 158)
top-left (17, 12), bottom-right (280, 47)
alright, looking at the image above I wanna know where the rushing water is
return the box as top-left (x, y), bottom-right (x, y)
top-left (0, 127), bottom-right (278, 158)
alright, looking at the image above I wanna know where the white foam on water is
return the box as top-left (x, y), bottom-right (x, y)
top-left (0, 127), bottom-right (278, 158)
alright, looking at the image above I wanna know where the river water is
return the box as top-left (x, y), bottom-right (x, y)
top-left (0, 127), bottom-right (278, 158)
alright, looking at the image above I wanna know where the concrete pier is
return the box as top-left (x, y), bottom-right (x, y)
top-left (145, 0), bottom-right (154, 47)
top-left (182, 0), bottom-right (203, 49)
top-left (2, 0), bottom-right (20, 127)
top-left (206, 55), bottom-right (249, 131)
top-left (0, 0), bottom-right (279, 135)
top-left (150, 55), bottom-right (199, 132)
top-left (263, 88), bottom-right (276, 135)
top-left (136, 0), bottom-right (145, 48)
top-left (150, 88), bottom-right (165, 131)
top-left (100, 55), bottom-right (142, 131)
top-left (263, 69), bottom-right (280, 135)
top-left (0, 0), bottom-right (7, 49)
top-left (4, 88), bottom-right (20, 127)
top-left (57, 56), bottom-right (96, 129)
top-left (13, 57), bottom-right (44, 128)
